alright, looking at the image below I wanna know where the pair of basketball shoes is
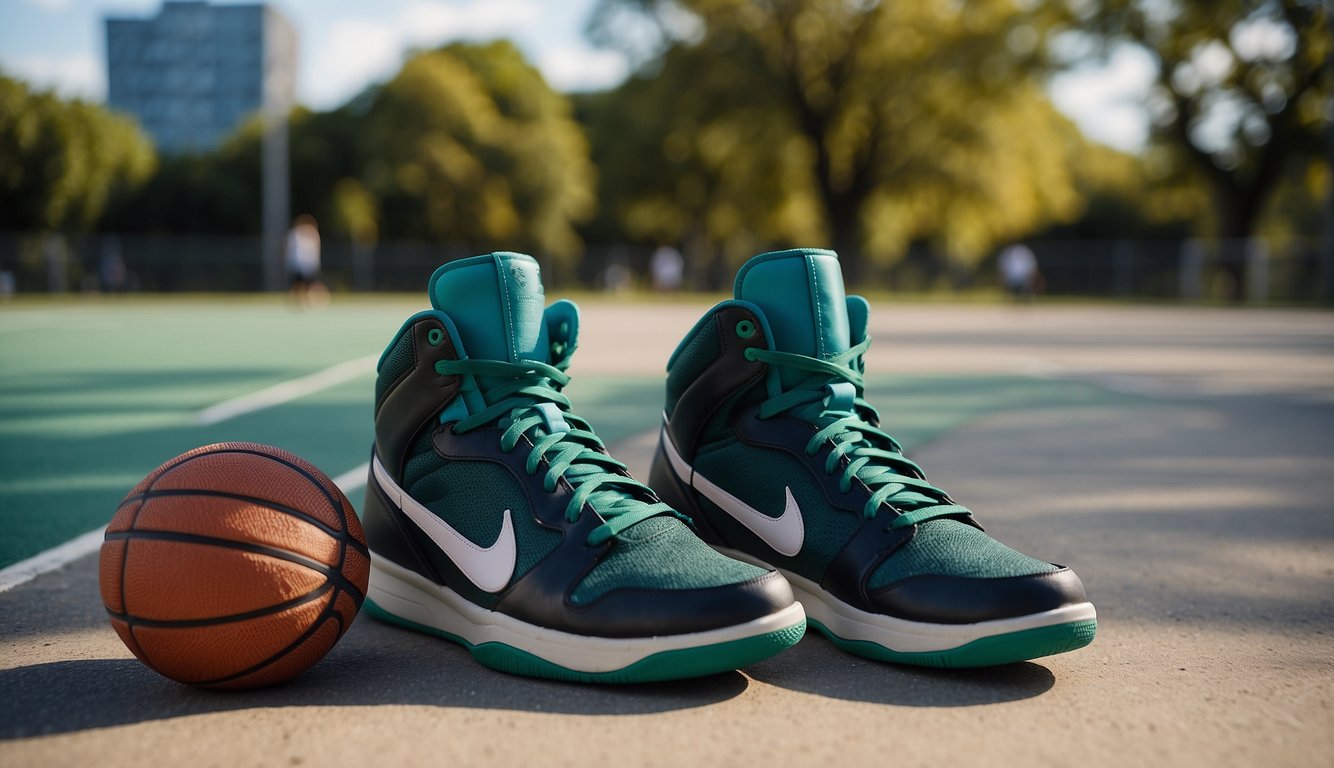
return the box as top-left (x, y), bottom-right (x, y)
top-left (361, 249), bottom-right (1096, 683)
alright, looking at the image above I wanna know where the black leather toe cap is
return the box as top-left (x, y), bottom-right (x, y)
top-left (565, 569), bottom-right (797, 638)
top-left (866, 566), bottom-right (1088, 624)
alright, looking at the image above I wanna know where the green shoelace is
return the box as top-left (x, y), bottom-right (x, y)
top-left (744, 339), bottom-right (971, 529)
top-left (434, 357), bottom-right (678, 545)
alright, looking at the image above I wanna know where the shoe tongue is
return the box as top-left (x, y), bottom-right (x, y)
top-left (734, 248), bottom-right (849, 368)
top-left (429, 252), bottom-right (549, 364)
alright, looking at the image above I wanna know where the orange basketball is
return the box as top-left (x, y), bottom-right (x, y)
top-left (98, 442), bottom-right (368, 689)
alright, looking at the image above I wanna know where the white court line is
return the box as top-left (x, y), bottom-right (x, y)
top-left (194, 354), bottom-right (379, 425)
top-left (0, 526), bottom-right (106, 593)
top-left (0, 460), bottom-right (374, 593)
top-left (0, 354), bottom-right (376, 593)
top-left (332, 461), bottom-right (370, 495)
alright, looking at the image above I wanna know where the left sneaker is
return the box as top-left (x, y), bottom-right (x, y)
top-left (649, 248), bottom-right (1096, 668)
top-left (362, 252), bottom-right (806, 683)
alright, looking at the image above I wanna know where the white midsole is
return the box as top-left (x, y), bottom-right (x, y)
top-left (713, 546), bottom-right (1096, 654)
top-left (368, 554), bottom-right (807, 673)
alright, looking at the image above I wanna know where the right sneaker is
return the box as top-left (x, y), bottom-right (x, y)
top-left (362, 252), bottom-right (805, 683)
top-left (650, 248), bottom-right (1096, 668)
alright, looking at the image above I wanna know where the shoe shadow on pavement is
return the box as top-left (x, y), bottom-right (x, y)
top-left (0, 615), bottom-right (749, 740)
top-left (742, 633), bottom-right (1054, 707)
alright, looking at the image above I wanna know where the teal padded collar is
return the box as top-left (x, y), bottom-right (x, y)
top-left (428, 252), bottom-right (549, 365)
top-left (734, 249), bottom-right (850, 385)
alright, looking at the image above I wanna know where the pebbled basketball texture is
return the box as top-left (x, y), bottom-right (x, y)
top-left (99, 442), bottom-right (369, 689)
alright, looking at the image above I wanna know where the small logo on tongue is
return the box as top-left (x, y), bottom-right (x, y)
top-left (510, 264), bottom-right (535, 290)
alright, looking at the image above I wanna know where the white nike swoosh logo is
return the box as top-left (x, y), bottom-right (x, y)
top-left (371, 455), bottom-right (516, 593)
top-left (659, 421), bottom-right (804, 556)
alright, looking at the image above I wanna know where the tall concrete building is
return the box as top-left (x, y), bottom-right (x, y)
top-left (105, 1), bottom-right (296, 152)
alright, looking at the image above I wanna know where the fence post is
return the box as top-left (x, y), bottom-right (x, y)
top-left (1179, 239), bottom-right (1204, 300)
top-left (43, 234), bottom-right (67, 293)
top-left (1245, 238), bottom-right (1269, 304)
top-left (260, 35), bottom-right (292, 293)
top-left (1112, 240), bottom-right (1133, 297)
top-left (1324, 0), bottom-right (1334, 302)
top-left (352, 242), bottom-right (374, 291)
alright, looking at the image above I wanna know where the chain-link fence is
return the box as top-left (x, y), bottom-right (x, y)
top-left (0, 232), bottom-right (1327, 302)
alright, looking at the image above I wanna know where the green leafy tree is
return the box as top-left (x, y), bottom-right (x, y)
top-left (0, 75), bottom-right (155, 231)
top-left (591, 0), bottom-right (1082, 282)
top-left (1082, 0), bottom-right (1328, 294)
top-left (578, 42), bottom-right (822, 284)
top-left (364, 41), bottom-right (595, 265)
top-left (101, 115), bottom-right (264, 233)
top-left (288, 104), bottom-right (375, 238)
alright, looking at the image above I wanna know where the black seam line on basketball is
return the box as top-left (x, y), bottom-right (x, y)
top-left (119, 485), bottom-right (156, 633)
top-left (107, 582), bottom-right (334, 629)
top-left (120, 488), bottom-right (348, 541)
top-left (193, 587), bottom-right (346, 688)
top-left (157, 588), bottom-right (341, 689)
top-left (116, 446), bottom-right (207, 625)
top-left (120, 488), bottom-right (371, 557)
top-left (146, 445), bottom-right (352, 537)
top-left (209, 447), bottom-right (352, 535)
top-left (116, 444), bottom-right (247, 661)
top-left (103, 530), bottom-right (366, 601)
top-left (334, 543), bottom-right (366, 608)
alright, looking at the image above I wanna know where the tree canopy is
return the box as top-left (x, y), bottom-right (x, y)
top-left (1081, 0), bottom-right (1327, 241)
top-left (0, 75), bottom-right (155, 231)
top-left (103, 42), bottom-right (595, 265)
top-left (363, 42), bottom-right (595, 261)
top-left (5, 3), bottom-right (1324, 293)
top-left (586, 0), bottom-right (1091, 280)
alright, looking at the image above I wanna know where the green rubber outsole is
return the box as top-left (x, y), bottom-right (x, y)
top-left (365, 599), bottom-right (807, 684)
top-left (809, 617), bottom-right (1097, 668)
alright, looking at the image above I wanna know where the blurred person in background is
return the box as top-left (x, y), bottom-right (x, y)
top-left (99, 237), bottom-right (128, 293)
top-left (998, 242), bottom-right (1039, 303)
top-left (286, 214), bottom-right (328, 307)
top-left (650, 243), bottom-right (684, 292)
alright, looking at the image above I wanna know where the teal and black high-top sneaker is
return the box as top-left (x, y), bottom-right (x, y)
top-left (649, 248), bottom-right (1095, 668)
top-left (363, 252), bottom-right (805, 683)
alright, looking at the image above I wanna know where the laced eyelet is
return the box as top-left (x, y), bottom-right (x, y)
top-left (743, 348), bottom-right (759, 362)
top-left (735, 320), bottom-right (756, 339)
top-left (427, 328), bottom-right (444, 346)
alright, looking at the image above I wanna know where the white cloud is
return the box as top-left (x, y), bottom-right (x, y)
top-left (0, 52), bottom-right (103, 100)
top-left (23, 0), bottom-right (74, 12)
top-left (399, 0), bottom-right (541, 47)
top-left (305, 19), bottom-right (402, 108)
top-left (539, 46), bottom-right (629, 92)
top-left (1049, 44), bottom-right (1157, 153)
top-left (301, 0), bottom-right (602, 107)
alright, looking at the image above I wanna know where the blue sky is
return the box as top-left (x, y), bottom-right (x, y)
top-left (0, 0), bottom-right (1152, 152)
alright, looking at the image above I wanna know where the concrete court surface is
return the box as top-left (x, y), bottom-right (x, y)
top-left (2, 303), bottom-right (1332, 767)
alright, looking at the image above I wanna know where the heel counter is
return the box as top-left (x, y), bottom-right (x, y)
top-left (648, 437), bottom-right (688, 511)
top-left (649, 433), bottom-right (728, 548)
top-left (665, 311), bottom-right (724, 420)
top-left (373, 311), bottom-right (461, 478)
top-left (665, 303), bottom-right (770, 461)
top-left (362, 460), bottom-right (438, 579)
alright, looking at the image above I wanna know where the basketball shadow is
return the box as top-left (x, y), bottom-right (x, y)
top-left (0, 615), bottom-right (749, 740)
top-left (741, 633), bottom-right (1055, 706)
